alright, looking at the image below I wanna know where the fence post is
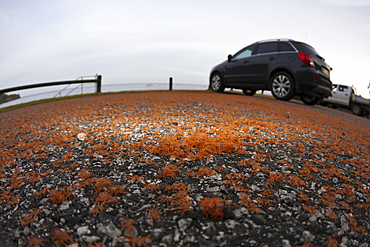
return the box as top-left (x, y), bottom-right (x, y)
top-left (96, 75), bottom-right (102, 93)
top-left (169, 77), bottom-right (173, 91)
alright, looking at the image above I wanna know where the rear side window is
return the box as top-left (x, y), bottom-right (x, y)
top-left (279, 42), bottom-right (295, 52)
top-left (255, 42), bottom-right (279, 54)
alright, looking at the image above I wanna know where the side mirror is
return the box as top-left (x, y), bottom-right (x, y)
top-left (228, 54), bottom-right (232, 62)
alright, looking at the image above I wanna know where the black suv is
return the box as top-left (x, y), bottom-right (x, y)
top-left (209, 39), bottom-right (332, 105)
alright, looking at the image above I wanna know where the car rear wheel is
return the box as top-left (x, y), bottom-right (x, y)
top-left (271, 72), bottom-right (295, 101)
top-left (210, 73), bottom-right (225, 92)
top-left (243, 88), bottom-right (256, 96)
top-left (300, 95), bottom-right (320, 105)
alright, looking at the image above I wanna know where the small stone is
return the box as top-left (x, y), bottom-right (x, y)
top-left (251, 185), bottom-right (258, 191)
top-left (178, 218), bottom-right (192, 231)
top-left (300, 230), bottom-right (315, 243)
top-left (97, 222), bottom-right (121, 239)
top-left (340, 215), bottom-right (350, 232)
top-left (39, 198), bottom-right (48, 205)
top-left (279, 189), bottom-right (288, 195)
top-left (233, 209), bottom-right (243, 219)
top-left (80, 197), bottom-right (90, 205)
top-left (206, 186), bottom-right (220, 192)
top-left (309, 216), bottom-right (317, 223)
top-left (77, 133), bottom-right (86, 141)
top-left (82, 236), bottom-right (101, 244)
top-left (13, 229), bottom-right (20, 238)
top-left (318, 187), bottom-right (326, 195)
top-left (224, 219), bottom-right (238, 229)
top-left (59, 201), bottom-right (70, 211)
top-left (162, 235), bottom-right (172, 244)
top-left (23, 227), bottom-right (30, 236)
top-left (249, 240), bottom-right (258, 245)
top-left (174, 228), bottom-right (180, 242)
top-left (77, 226), bottom-right (91, 236)
top-left (240, 207), bottom-right (249, 215)
top-left (202, 234), bottom-right (210, 240)
top-left (284, 211), bottom-right (292, 217)
top-left (153, 228), bottom-right (163, 238)
top-left (282, 239), bottom-right (291, 247)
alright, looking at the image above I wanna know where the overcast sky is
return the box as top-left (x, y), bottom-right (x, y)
top-left (1, 0), bottom-right (370, 97)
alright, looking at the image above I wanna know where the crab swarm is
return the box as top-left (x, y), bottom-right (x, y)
top-left (0, 92), bottom-right (369, 247)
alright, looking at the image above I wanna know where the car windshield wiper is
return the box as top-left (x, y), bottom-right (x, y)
top-left (316, 54), bottom-right (325, 61)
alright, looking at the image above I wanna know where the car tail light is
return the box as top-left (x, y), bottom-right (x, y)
top-left (298, 53), bottom-right (315, 68)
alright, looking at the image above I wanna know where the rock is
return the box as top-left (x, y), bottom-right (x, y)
top-left (174, 227), bottom-right (180, 242)
top-left (77, 226), bottom-right (91, 236)
top-left (23, 227), bottom-right (30, 236)
top-left (80, 197), bottom-right (90, 205)
top-left (77, 133), bottom-right (86, 141)
top-left (300, 230), bottom-right (315, 243)
top-left (82, 236), bottom-right (101, 244)
top-left (59, 201), bottom-right (70, 211)
top-left (225, 219), bottom-right (238, 229)
top-left (340, 215), bottom-right (351, 232)
top-left (97, 222), bottom-right (121, 239)
top-left (282, 239), bottom-right (291, 247)
top-left (162, 235), bottom-right (172, 244)
top-left (178, 218), bottom-right (192, 231)
top-left (153, 228), bottom-right (163, 238)
top-left (206, 186), bottom-right (220, 192)
top-left (309, 216), bottom-right (317, 223)
top-left (201, 222), bottom-right (216, 236)
top-left (240, 207), bottom-right (249, 215)
top-left (233, 209), bottom-right (243, 219)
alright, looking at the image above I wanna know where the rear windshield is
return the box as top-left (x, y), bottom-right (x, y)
top-left (301, 43), bottom-right (320, 57)
top-left (300, 43), bottom-right (326, 61)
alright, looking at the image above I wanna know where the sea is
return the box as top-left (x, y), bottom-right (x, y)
top-left (0, 83), bottom-right (210, 109)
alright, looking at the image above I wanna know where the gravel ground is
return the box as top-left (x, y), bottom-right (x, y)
top-left (0, 91), bottom-right (369, 247)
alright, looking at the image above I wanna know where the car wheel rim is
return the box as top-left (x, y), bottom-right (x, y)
top-left (211, 75), bottom-right (221, 91)
top-left (353, 106), bottom-right (361, 114)
top-left (272, 75), bottom-right (290, 97)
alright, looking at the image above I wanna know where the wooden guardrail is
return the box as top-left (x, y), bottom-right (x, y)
top-left (0, 75), bottom-right (102, 95)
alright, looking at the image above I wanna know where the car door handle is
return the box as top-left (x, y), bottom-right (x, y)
top-left (244, 60), bottom-right (249, 63)
top-left (269, 56), bottom-right (276, 60)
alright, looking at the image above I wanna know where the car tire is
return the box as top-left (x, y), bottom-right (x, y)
top-left (271, 72), bottom-right (295, 101)
top-left (300, 95), bottom-right (320, 105)
top-left (210, 73), bottom-right (225, 92)
top-left (243, 88), bottom-right (256, 96)
top-left (351, 104), bottom-right (362, 116)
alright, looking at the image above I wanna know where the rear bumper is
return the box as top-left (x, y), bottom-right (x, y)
top-left (296, 69), bottom-right (332, 98)
top-left (300, 83), bottom-right (332, 98)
